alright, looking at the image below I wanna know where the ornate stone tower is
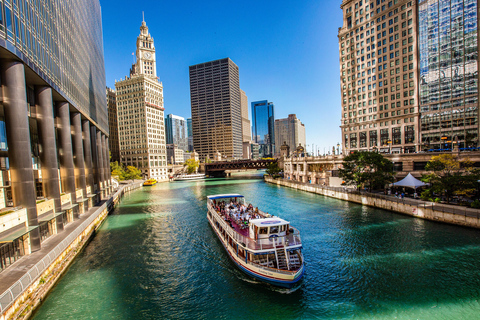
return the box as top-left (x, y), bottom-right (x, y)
top-left (115, 19), bottom-right (167, 181)
top-left (135, 18), bottom-right (157, 78)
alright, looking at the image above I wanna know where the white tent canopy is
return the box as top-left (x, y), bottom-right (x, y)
top-left (392, 173), bottom-right (426, 189)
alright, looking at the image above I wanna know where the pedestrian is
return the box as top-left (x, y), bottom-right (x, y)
top-left (401, 192), bottom-right (405, 199)
top-left (413, 192), bottom-right (418, 199)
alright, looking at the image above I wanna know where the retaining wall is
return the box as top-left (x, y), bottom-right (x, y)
top-left (0, 182), bottom-right (143, 320)
top-left (265, 177), bottom-right (480, 229)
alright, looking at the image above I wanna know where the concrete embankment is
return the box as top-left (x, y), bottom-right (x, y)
top-left (0, 182), bottom-right (143, 320)
top-left (265, 176), bottom-right (480, 229)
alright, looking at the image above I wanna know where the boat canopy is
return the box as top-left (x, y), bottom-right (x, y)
top-left (207, 194), bottom-right (244, 200)
top-left (250, 217), bottom-right (290, 227)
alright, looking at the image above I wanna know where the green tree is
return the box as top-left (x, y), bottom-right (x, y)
top-left (421, 154), bottom-right (480, 203)
top-left (338, 151), bottom-right (395, 190)
top-left (123, 166), bottom-right (142, 181)
top-left (184, 158), bottom-right (200, 174)
top-left (265, 161), bottom-right (281, 177)
top-left (110, 161), bottom-right (125, 180)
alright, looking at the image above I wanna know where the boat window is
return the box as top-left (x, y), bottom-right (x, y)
top-left (280, 225), bottom-right (286, 232)
top-left (270, 226), bottom-right (279, 234)
top-left (259, 227), bottom-right (268, 234)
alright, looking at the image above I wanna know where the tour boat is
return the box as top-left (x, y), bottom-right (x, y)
top-left (143, 178), bottom-right (157, 186)
top-left (207, 194), bottom-right (304, 288)
top-left (173, 173), bottom-right (206, 181)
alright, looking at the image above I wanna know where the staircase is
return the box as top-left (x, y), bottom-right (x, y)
top-left (288, 251), bottom-right (301, 270)
top-left (276, 248), bottom-right (289, 270)
top-left (172, 167), bottom-right (186, 178)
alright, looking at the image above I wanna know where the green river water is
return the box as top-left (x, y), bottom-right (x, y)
top-left (32, 173), bottom-right (480, 319)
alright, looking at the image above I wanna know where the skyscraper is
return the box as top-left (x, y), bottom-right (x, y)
top-left (189, 58), bottom-right (243, 160)
top-left (339, 0), bottom-right (420, 154)
top-left (165, 114), bottom-right (188, 152)
top-left (107, 87), bottom-right (120, 163)
top-left (0, 0), bottom-right (109, 263)
top-left (115, 20), bottom-right (167, 180)
top-left (419, 0), bottom-right (478, 150)
top-left (251, 100), bottom-right (275, 158)
top-left (274, 114), bottom-right (306, 155)
top-left (187, 118), bottom-right (193, 152)
top-left (240, 90), bottom-right (252, 158)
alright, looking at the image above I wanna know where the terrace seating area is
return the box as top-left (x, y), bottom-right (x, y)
top-left (212, 199), bottom-right (266, 237)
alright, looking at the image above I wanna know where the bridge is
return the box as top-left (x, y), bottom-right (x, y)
top-left (204, 159), bottom-right (277, 177)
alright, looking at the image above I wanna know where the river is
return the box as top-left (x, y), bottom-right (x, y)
top-left (32, 173), bottom-right (480, 319)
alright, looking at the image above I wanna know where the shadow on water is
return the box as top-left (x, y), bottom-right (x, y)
top-left (32, 175), bottom-right (480, 320)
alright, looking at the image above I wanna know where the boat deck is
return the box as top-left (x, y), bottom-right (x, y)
top-left (226, 217), bottom-right (249, 237)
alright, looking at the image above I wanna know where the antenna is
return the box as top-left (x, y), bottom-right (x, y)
top-left (142, 11), bottom-right (145, 22)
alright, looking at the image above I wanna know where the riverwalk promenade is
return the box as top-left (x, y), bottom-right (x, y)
top-left (265, 176), bottom-right (480, 229)
top-left (0, 181), bottom-right (143, 320)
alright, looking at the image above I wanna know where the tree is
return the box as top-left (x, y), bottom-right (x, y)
top-left (338, 151), bottom-right (394, 190)
top-left (266, 161), bottom-right (281, 177)
top-left (184, 158), bottom-right (200, 174)
top-left (110, 161), bottom-right (125, 180)
top-left (421, 154), bottom-right (480, 203)
top-left (123, 166), bottom-right (142, 181)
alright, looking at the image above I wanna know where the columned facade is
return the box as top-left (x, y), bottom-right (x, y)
top-left (83, 120), bottom-right (95, 194)
top-left (0, 0), bottom-right (108, 272)
top-left (1, 60), bottom-right (41, 251)
top-left (72, 113), bottom-right (87, 199)
top-left (36, 86), bottom-right (63, 230)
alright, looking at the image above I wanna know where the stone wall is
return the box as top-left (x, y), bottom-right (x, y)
top-left (265, 177), bottom-right (480, 229)
top-left (0, 182), bottom-right (143, 320)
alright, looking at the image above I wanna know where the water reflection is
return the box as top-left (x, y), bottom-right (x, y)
top-left (32, 173), bottom-right (480, 320)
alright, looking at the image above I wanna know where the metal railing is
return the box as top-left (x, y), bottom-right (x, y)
top-left (270, 178), bottom-right (480, 219)
top-left (207, 204), bottom-right (302, 252)
top-left (0, 182), bottom-right (142, 315)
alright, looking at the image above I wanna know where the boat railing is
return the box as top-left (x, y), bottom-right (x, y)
top-left (208, 204), bottom-right (302, 252)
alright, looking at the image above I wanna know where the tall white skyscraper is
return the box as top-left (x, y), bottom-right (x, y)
top-left (115, 19), bottom-right (167, 180)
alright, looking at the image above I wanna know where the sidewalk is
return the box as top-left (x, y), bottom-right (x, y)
top-left (0, 181), bottom-right (143, 317)
top-left (0, 197), bottom-right (109, 294)
top-left (266, 177), bottom-right (480, 221)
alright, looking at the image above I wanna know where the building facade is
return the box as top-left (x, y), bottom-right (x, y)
top-left (251, 100), bottom-right (275, 158)
top-left (339, 0), bottom-right (420, 154)
top-left (419, 0), bottom-right (478, 150)
top-left (107, 87), bottom-right (120, 163)
top-left (189, 58), bottom-right (243, 160)
top-left (274, 114), bottom-right (306, 155)
top-left (240, 89), bottom-right (252, 158)
top-left (165, 114), bottom-right (188, 152)
top-left (166, 144), bottom-right (185, 165)
top-left (115, 20), bottom-right (167, 181)
top-left (187, 118), bottom-right (193, 152)
top-left (0, 0), bottom-right (111, 271)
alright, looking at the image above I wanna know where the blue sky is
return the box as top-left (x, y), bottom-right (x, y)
top-left (100, 0), bottom-right (343, 155)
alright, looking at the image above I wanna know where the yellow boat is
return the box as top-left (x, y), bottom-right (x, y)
top-left (143, 178), bottom-right (157, 186)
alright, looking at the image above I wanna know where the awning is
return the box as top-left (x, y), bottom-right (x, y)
top-left (62, 203), bottom-right (79, 211)
top-left (38, 211), bottom-right (64, 223)
top-left (0, 226), bottom-right (38, 243)
top-left (207, 194), bottom-right (244, 200)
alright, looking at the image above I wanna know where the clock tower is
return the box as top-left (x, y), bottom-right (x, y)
top-left (135, 19), bottom-right (156, 78)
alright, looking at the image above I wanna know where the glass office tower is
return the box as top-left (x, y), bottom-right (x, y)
top-left (165, 114), bottom-right (188, 152)
top-left (251, 100), bottom-right (275, 158)
top-left (419, 0), bottom-right (478, 150)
